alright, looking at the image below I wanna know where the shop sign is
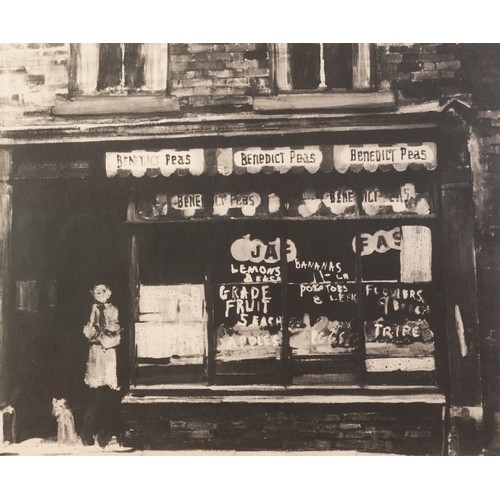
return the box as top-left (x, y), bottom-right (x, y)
top-left (352, 228), bottom-right (401, 256)
top-left (216, 283), bottom-right (283, 361)
top-left (291, 188), bottom-right (357, 218)
top-left (365, 319), bottom-right (434, 344)
top-left (362, 183), bottom-right (432, 216)
top-left (214, 192), bottom-right (261, 216)
top-left (170, 194), bottom-right (205, 217)
top-left (230, 235), bottom-right (297, 264)
top-left (333, 143), bottom-right (437, 173)
top-left (231, 146), bottom-right (323, 174)
top-left (364, 284), bottom-right (431, 317)
top-left (106, 149), bottom-right (205, 177)
top-left (135, 192), bottom-right (206, 220)
top-left (289, 316), bottom-right (357, 354)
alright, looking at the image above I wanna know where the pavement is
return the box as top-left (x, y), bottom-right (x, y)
top-left (0, 438), bottom-right (393, 456)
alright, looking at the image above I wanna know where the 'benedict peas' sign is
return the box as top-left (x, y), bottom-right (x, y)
top-left (106, 143), bottom-right (437, 177)
top-left (333, 143), bottom-right (437, 173)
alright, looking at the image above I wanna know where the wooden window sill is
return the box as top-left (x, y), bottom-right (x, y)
top-left (253, 91), bottom-right (397, 113)
top-left (52, 95), bottom-right (180, 117)
top-left (124, 384), bottom-right (445, 405)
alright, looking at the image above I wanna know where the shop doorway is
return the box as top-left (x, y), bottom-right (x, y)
top-left (10, 179), bottom-right (129, 440)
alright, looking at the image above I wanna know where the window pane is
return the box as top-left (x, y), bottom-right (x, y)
top-left (214, 223), bottom-right (284, 284)
top-left (97, 43), bottom-right (145, 92)
top-left (214, 222), bottom-right (283, 382)
top-left (363, 283), bottom-right (435, 367)
top-left (400, 225), bottom-right (432, 283)
top-left (139, 226), bottom-right (207, 285)
top-left (15, 280), bottom-right (38, 313)
top-left (136, 226), bottom-right (208, 383)
top-left (287, 222), bottom-right (360, 384)
top-left (359, 225), bottom-right (432, 283)
top-left (215, 283), bottom-right (282, 363)
top-left (97, 43), bottom-right (122, 90)
top-left (362, 179), bottom-right (433, 216)
top-left (324, 43), bottom-right (352, 89)
top-left (290, 43), bottom-right (320, 90)
top-left (288, 282), bottom-right (358, 356)
top-left (288, 222), bottom-right (356, 283)
top-left (359, 227), bottom-right (401, 282)
top-left (124, 43), bottom-right (145, 89)
top-left (136, 284), bottom-right (206, 363)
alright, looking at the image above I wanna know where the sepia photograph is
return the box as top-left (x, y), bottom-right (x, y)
top-left (0, 9), bottom-right (499, 475)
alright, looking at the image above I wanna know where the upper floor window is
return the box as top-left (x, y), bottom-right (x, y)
top-left (70, 43), bottom-right (169, 96)
top-left (273, 43), bottom-right (374, 93)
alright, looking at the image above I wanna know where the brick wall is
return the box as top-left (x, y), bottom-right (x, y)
top-left (0, 43), bottom-right (470, 119)
top-left (122, 402), bottom-right (444, 454)
top-left (460, 43), bottom-right (500, 452)
top-left (378, 43), bottom-right (463, 100)
top-left (169, 43), bottom-right (270, 109)
top-left (470, 115), bottom-right (500, 451)
top-left (0, 43), bottom-right (69, 120)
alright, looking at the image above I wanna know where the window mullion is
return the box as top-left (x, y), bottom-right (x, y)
top-left (279, 227), bottom-right (291, 386)
top-left (206, 181), bottom-right (216, 385)
top-left (353, 43), bottom-right (372, 90)
top-left (144, 44), bottom-right (169, 93)
top-left (77, 43), bottom-right (100, 94)
top-left (355, 178), bottom-right (367, 384)
top-left (274, 44), bottom-right (293, 93)
top-left (319, 43), bottom-right (327, 89)
top-left (120, 43), bottom-right (126, 92)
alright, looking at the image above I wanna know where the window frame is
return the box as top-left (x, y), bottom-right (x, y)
top-left (69, 43), bottom-right (170, 97)
top-left (272, 43), bottom-right (375, 94)
top-left (127, 169), bottom-right (441, 388)
top-left (54, 43), bottom-right (178, 116)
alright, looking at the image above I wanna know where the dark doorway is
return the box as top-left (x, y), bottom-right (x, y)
top-left (10, 178), bottom-right (129, 441)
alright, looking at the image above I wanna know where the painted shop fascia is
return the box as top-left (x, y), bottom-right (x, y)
top-left (0, 100), bottom-right (483, 454)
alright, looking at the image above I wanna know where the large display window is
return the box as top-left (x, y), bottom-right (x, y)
top-left (130, 169), bottom-right (439, 387)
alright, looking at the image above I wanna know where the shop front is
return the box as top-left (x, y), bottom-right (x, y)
top-left (2, 107), bottom-right (482, 453)
top-left (113, 134), bottom-right (450, 453)
top-left (116, 142), bottom-right (441, 391)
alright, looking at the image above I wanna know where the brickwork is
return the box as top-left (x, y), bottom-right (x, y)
top-left (378, 43), bottom-right (463, 100)
top-left (169, 43), bottom-right (270, 109)
top-left (471, 114), bottom-right (500, 452)
top-left (0, 43), bottom-right (68, 119)
top-left (0, 43), bottom-right (470, 118)
top-left (122, 403), bottom-right (444, 455)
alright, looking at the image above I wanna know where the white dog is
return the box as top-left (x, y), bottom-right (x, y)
top-left (52, 398), bottom-right (78, 445)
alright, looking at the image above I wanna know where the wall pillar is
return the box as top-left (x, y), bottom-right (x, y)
top-left (0, 149), bottom-right (13, 408)
top-left (440, 118), bottom-right (484, 455)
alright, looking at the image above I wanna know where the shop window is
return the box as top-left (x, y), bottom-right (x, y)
top-left (71, 43), bottom-right (169, 95)
top-left (134, 225), bottom-right (209, 384)
top-left (274, 43), bottom-right (373, 93)
top-left (213, 222), bottom-right (284, 384)
top-left (129, 170), bottom-right (438, 387)
top-left (287, 222), bottom-right (360, 385)
top-left (361, 224), bottom-right (436, 385)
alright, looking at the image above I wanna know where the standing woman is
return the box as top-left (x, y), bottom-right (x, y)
top-left (81, 283), bottom-right (122, 447)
